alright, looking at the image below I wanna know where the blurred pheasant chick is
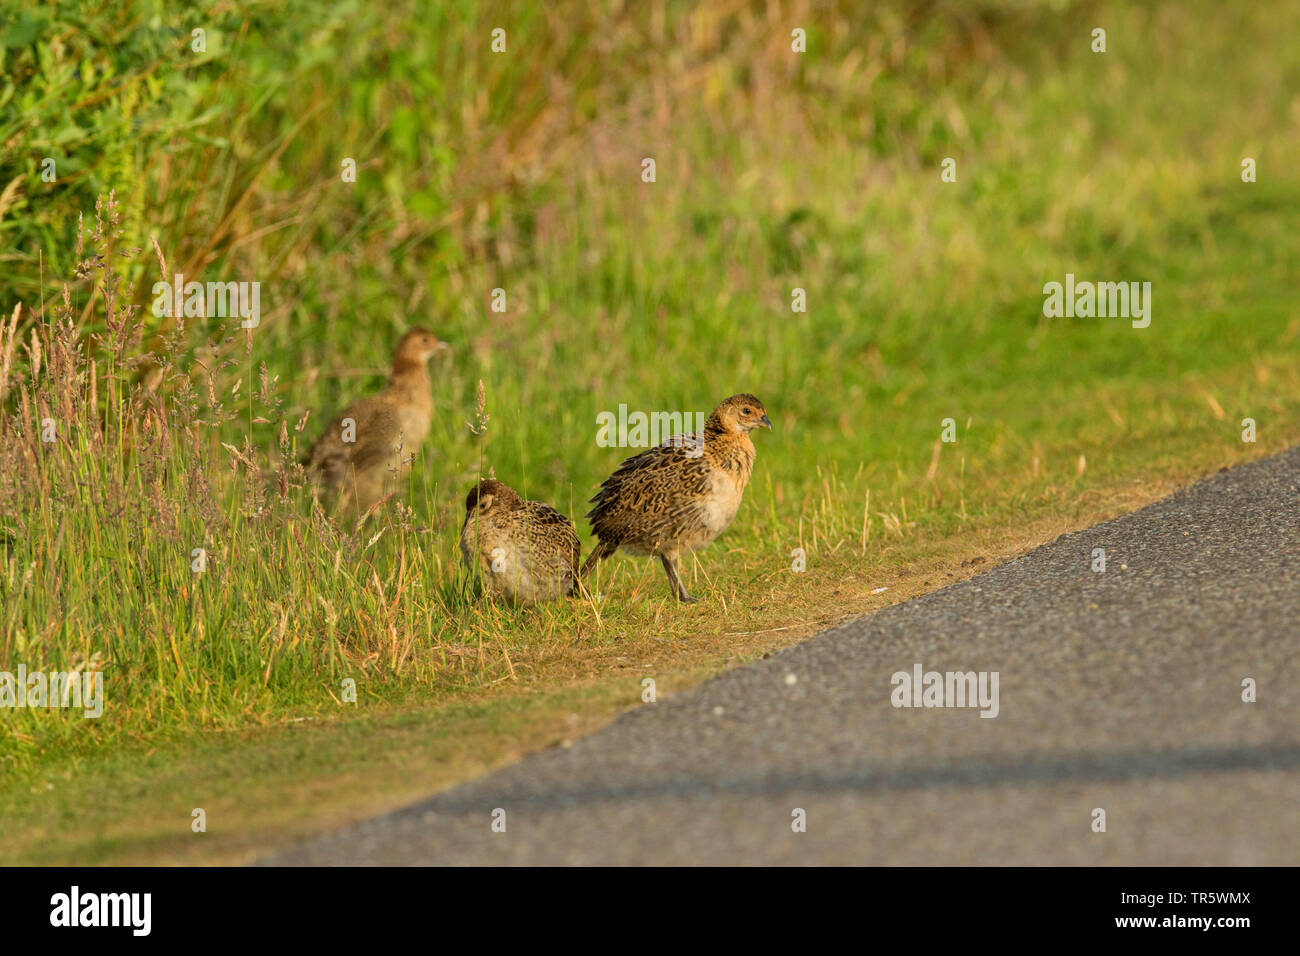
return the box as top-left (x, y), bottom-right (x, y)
top-left (302, 328), bottom-right (448, 514)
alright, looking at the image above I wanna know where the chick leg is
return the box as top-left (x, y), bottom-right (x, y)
top-left (659, 553), bottom-right (697, 604)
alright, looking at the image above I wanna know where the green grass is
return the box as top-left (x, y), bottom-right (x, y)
top-left (2, 0), bottom-right (1300, 863)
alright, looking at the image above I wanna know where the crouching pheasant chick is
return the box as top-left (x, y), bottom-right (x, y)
top-left (582, 393), bottom-right (773, 603)
top-left (460, 479), bottom-right (581, 604)
top-left (302, 328), bottom-right (448, 515)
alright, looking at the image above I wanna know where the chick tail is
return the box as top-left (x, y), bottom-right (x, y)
top-left (579, 540), bottom-right (616, 578)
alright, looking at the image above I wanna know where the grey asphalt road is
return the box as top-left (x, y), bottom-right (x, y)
top-left (264, 446), bottom-right (1300, 865)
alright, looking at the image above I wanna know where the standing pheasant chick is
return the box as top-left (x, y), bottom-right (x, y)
top-left (460, 478), bottom-right (581, 604)
top-left (302, 328), bottom-right (448, 514)
top-left (583, 393), bottom-right (772, 603)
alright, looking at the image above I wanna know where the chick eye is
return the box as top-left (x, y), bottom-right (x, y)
top-left (742, 407), bottom-right (752, 415)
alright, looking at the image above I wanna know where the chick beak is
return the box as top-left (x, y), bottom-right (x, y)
top-left (759, 414), bottom-right (773, 430)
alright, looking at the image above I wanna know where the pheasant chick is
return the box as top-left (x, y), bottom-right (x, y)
top-left (582, 393), bottom-right (772, 603)
top-left (461, 478), bottom-right (581, 604)
top-left (302, 328), bottom-right (448, 514)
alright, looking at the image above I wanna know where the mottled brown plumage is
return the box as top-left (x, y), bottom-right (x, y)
top-left (582, 394), bottom-right (772, 603)
top-left (460, 478), bottom-right (581, 604)
top-left (302, 328), bottom-right (448, 514)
